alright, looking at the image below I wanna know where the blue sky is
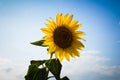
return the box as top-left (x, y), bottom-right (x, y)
top-left (0, 0), bottom-right (120, 80)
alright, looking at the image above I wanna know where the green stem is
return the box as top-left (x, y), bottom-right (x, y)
top-left (50, 52), bottom-right (54, 59)
top-left (46, 52), bottom-right (54, 80)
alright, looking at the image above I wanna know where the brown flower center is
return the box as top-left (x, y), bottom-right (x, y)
top-left (53, 26), bottom-right (73, 49)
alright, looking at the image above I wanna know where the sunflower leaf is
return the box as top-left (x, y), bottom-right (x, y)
top-left (25, 60), bottom-right (48, 80)
top-left (31, 40), bottom-right (47, 47)
top-left (45, 59), bottom-right (62, 80)
top-left (31, 60), bottom-right (45, 67)
top-left (35, 68), bottom-right (48, 80)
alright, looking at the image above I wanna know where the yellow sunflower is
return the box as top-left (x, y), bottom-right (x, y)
top-left (41, 13), bottom-right (85, 61)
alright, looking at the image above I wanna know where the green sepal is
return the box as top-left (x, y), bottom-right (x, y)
top-left (45, 59), bottom-right (62, 80)
top-left (31, 40), bottom-right (47, 47)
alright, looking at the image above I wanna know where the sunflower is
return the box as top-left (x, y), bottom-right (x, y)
top-left (41, 13), bottom-right (85, 61)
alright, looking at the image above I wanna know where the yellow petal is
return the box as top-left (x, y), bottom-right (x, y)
top-left (59, 49), bottom-right (64, 61)
top-left (48, 44), bottom-right (56, 53)
top-left (44, 40), bottom-right (53, 45)
top-left (46, 19), bottom-right (56, 30)
top-left (42, 40), bottom-right (49, 46)
top-left (50, 18), bottom-right (57, 29)
top-left (64, 13), bottom-right (69, 18)
top-left (73, 35), bottom-right (86, 41)
top-left (59, 14), bottom-right (63, 25)
top-left (63, 14), bottom-right (68, 24)
top-left (43, 40), bottom-right (53, 46)
top-left (66, 48), bottom-right (76, 58)
top-left (73, 31), bottom-right (85, 37)
top-left (56, 13), bottom-right (62, 26)
top-left (45, 24), bottom-right (54, 31)
top-left (56, 14), bottom-right (60, 24)
top-left (55, 50), bottom-right (59, 59)
top-left (65, 14), bottom-right (73, 25)
top-left (73, 24), bottom-right (82, 31)
top-left (44, 35), bottom-right (53, 40)
top-left (69, 20), bottom-right (78, 27)
top-left (73, 40), bottom-right (84, 50)
top-left (41, 28), bottom-right (52, 34)
top-left (64, 51), bottom-right (70, 61)
top-left (69, 46), bottom-right (80, 57)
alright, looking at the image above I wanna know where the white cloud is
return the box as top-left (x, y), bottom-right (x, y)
top-left (0, 50), bottom-right (120, 80)
top-left (82, 50), bottom-right (100, 54)
top-left (0, 57), bottom-right (27, 80)
top-left (91, 64), bottom-right (120, 76)
top-left (61, 50), bottom-right (120, 79)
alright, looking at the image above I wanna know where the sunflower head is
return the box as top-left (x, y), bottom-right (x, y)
top-left (41, 13), bottom-right (85, 61)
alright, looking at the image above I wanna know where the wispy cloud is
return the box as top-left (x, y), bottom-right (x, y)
top-left (62, 50), bottom-right (120, 80)
top-left (91, 64), bottom-right (120, 76)
top-left (0, 57), bottom-right (26, 80)
top-left (82, 50), bottom-right (100, 54)
top-left (0, 50), bottom-right (120, 80)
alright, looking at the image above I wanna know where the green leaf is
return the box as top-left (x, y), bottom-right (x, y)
top-left (31, 60), bottom-right (45, 67)
top-left (61, 76), bottom-right (69, 80)
top-left (25, 64), bottom-right (38, 80)
top-left (25, 61), bottom-right (48, 80)
top-left (31, 40), bottom-right (47, 47)
top-left (45, 59), bottom-right (62, 80)
top-left (35, 68), bottom-right (48, 80)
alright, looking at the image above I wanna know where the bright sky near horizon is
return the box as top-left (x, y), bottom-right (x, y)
top-left (0, 0), bottom-right (120, 80)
